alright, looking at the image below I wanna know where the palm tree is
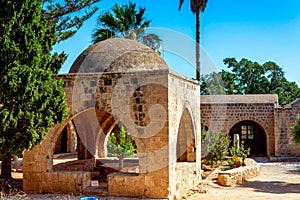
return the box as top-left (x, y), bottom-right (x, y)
top-left (92, 1), bottom-right (161, 53)
top-left (179, 0), bottom-right (208, 81)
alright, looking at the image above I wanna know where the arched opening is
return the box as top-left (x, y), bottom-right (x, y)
top-left (54, 121), bottom-right (77, 155)
top-left (51, 108), bottom-right (140, 189)
top-left (176, 109), bottom-right (196, 162)
top-left (229, 120), bottom-right (267, 156)
top-left (99, 123), bottom-right (139, 175)
top-left (105, 123), bottom-right (138, 158)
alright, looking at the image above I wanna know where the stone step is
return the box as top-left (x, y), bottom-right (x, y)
top-left (83, 185), bottom-right (108, 196)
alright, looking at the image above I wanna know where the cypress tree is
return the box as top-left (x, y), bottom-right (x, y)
top-left (0, 0), bottom-right (68, 179)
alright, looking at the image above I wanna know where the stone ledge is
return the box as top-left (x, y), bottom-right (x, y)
top-left (217, 158), bottom-right (260, 187)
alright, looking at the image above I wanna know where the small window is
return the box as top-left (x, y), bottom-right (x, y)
top-left (241, 125), bottom-right (254, 140)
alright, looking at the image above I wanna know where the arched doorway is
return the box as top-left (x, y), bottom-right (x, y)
top-left (176, 109), bottom-right (196, 162)
top-left (229, 120), bottom-right (267, 156)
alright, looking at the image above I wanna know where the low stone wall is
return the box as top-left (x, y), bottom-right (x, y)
top-left (23, 171), bottom-right (91, 195)
top-left (217, 158), bottom-right (260, 187)
top-left (107, 168), bottom-right (169, 199)
top-left (107, 172), bottom-right (144, 197)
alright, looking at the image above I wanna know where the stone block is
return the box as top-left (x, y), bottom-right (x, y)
top-left (23, 162), bottom-right (36, 172)
top-left (58, 173), bottom-right (69, 183)
top-left (51, 172), bottom-right (59, 183)
top-left (41, 182), bottom-right (52, 193)
top-left (23, 172), bottom-right (31, 181)
top-left (42, 172), bottom-right (52, 182)
top-left (218, 173), bottom-right (232, 187)
top-left (31, 173), bottom-right (42, 182)
top-left (23, 181), bottom-right (39, 192)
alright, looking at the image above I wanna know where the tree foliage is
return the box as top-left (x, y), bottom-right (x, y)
top-left (0, 0), bottom-right (69, 179)
top-left (201, 57), bottom-right (300, 104)
top-left (40, 0), bottom-right (101, 74)
top-left (42, 0), bottom-right (100, 42)
top-left (107, 127), bottom-right (137, 157)
top-left (202, 130), bottom-right (230, 167)
top-left (292, 115), bottom-right (300, 144)
top-left (91, 1), bottom-right (161, 53)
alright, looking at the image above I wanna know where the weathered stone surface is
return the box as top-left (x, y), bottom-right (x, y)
top-left (201, 94), bottom-right (300, 157)
top-left (23, 38), bottom-right (201, 200)
top-left (218, 158), bottom-right (260, 187)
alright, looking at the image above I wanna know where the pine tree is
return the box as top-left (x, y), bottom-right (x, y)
top-left (41, 0), bottom-right (101, 74)
top-left (42, 0), bottom-right (101, 42)
top-left (0, 0), bottom-right (69, 179)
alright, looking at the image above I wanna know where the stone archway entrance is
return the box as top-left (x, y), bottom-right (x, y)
top-left (229, 120), bottom-right (267, 156)
top-left (176, 108), bottom-right (196, 162)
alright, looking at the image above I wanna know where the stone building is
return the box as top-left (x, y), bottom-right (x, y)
top-left (22, 38), bottom-right (300, 199)
top-left (23, 38), bottom-right (201, 199)
top-left (201, 95), bottom-right (300, 157)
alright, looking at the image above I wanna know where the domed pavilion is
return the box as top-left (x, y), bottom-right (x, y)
top-left (23, 38), bottom-right (201, 199)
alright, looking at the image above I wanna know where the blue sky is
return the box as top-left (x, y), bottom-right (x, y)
top-left (54, 0), bottom-right (300, 85)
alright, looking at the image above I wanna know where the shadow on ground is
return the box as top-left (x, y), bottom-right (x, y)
top-left (286, 165), bottom-right (300, 175)
top-left (238, 180), bottom-right (300, 194)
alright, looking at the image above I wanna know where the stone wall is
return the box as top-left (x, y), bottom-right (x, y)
top-left (201, 95), bottom-right (277, 156)
top-left (168, 72), bottom-right (201, 199)
top-left (201, 95), bottom-right (300, 157)
top-left (274, 98), bottom-right (300, 156)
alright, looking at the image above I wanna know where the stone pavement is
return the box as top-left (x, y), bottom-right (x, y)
top-left (188, 159), bottom-right (300, 200)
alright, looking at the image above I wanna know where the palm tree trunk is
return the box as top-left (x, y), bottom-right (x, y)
top-left (1, 153), bottom-right (12, 179)
top-left (195, 10), bottom-right (200, 82)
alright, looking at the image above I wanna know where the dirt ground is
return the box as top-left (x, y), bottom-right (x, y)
top-left (188, 160), bottom-right (300, 200)
top-left (7, 159), bottom-right (300, 199)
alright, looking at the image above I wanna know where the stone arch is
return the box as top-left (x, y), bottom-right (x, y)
top-left (176, 107), bottom-right (196, 162)
top-left (53, 121), bottom-right (77, 154)
top-left (229, 120), bottom-right (267, 156)
top-left (225, 116), bottom-right (272, 154)
top-left (47, 107), bottom-right (118, 166)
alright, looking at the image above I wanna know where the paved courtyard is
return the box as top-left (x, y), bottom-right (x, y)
top-left (189, 160), bottom-right (300, 200)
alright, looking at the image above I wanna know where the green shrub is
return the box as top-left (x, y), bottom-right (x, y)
top-left (107, 127), bottom-right (137, 157)
top-left (203, 130), bottom-right (231, 167)
top-left (292, 115), bottom-right (300, 144)
top-left (227, 141), bottom-right (250, 168)
top-left (229, 142), bottom-right (250, 161)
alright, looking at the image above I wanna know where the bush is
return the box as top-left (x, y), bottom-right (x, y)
top-left (202, 130), bottom-right (231, 167)
top-left (228, 142), bottom-right (250, 168)
top-left (229, 142), bottom-right (250, 161)
top-left (107, 127), bottom-right (137, 157)
top-left (292, 115), bottom-right (300, 144)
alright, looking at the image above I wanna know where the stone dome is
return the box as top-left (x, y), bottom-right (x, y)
top-left (69, 38), bottom-right (168, 73)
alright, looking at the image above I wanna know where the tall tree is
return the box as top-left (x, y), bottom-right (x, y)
top-left (42, 0), bottom-right (101, 42)
top-left (201, 57), bottom-right (300, 104)
top-left (179, 0), bottom-right (208, 81)
top-left (0, 0), bottom-right (69, 179)
top-left (41, 0), bottom-right (101, 74)
top-left (91, 1), bottom-right (161, 53)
